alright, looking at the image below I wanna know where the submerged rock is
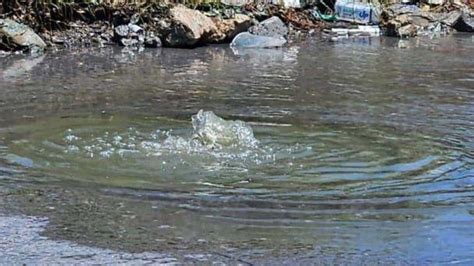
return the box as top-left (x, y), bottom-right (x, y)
top-left (163, 4), bottom-right (218, 47)
top-left (191, 110), bottom-right (258, 148)
top-left (0, 19), bottom-right (46, 51)
top-left (230, 32), bottom-right (286, 48)
top-left (249, 16), bottom-right (288, 38)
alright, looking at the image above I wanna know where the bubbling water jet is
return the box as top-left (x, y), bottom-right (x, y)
top-left (60, 111), bottom-right (268, 169)
top-left (191, 110), bottom-right (259, 149)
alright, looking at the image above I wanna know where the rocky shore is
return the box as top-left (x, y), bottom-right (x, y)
top-left (1, 0), bottom-right (473, 54)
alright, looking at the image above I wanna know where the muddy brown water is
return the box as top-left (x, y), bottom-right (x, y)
top-left (0, 35), bottom-right (473, 264)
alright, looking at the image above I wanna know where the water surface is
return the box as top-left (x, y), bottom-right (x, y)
top-left (0, 35), bottom-right (473, 263)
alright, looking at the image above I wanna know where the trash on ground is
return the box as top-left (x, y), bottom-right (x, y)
top-left (331, 25), bottom-right (381, 36)
top-left (335, 0), bottom-right (382, 24)
top-left (230, 32), bottom-right (287, 48)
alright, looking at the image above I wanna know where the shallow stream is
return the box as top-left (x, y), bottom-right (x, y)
top-left (0, 35), bottom-right (473, 263)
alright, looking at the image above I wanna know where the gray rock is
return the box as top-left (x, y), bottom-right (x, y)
top-left (163, 4), bottom-right (218, 47)
top-left (382, 4), bottom-right (451, 37)
top-left (233, 16), bottom-right (288, 49)
top-left (249, 16), bottom-right (288, 38)
top-left (441, 10), bottom-right (462, 27)
top-left (130, 14), bottom-right (140, 25)
top-left (128, 24), bottom-right (143, 34)
top-left (213, 14), bottom-right (253, 42)
top-left (385, 4), bottom-right (422, 17)
top-left (157, 20), bottom-right (171, 33)
top-left (114, 25), bottom-right (129, 38)
top-left (230, 32), bottom-right (286, 48)
top-left (119, 38), bottom-right (139, 47)
top-left (454, 10), bottom-right (474, 32)
top-left (0, 19), bottom-right (46, 51)
top-left (114, 23), bottom-right (161, 48)
top-left (397, 24), bottom-right (418, 37)
top-left (114, 25), bottom-right (131, 46)
top-left (144, 34), bottom-right (162, 48)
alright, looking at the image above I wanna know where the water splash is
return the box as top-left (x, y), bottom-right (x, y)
top-left (5, 112), bottom-right (470, 201)
top-left (62, 111), bottom-right (269, 169)
top-left (191, 110), bottom-right (258, 149)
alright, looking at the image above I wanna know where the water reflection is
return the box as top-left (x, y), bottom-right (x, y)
top-left (231, 46), bottom-right (299, 64)
top-left (0, 55), bottom-right (45, 81)
top-left (0, 215), bottom-right (180, 264)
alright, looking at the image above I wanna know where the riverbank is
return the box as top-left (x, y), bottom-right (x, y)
top-left (0, 2), bottom-right (324, 53)
top-left (1, 1), bottom-right (472, 54)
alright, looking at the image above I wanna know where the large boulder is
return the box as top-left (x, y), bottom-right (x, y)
top-left (453, 9), bottom-right (474, 32)
top-left (441, 10), bottom-right (463, 27)
top-left (213, 14), bottom-right (253, 42)
top-left (249, 16), bottom-right (288, 38)
top-left (0, 19), bottom-right (46, 51)
top-left (163, 4), bottom-right (218, 47)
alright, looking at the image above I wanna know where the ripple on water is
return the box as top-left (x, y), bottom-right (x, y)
top-left (0, 112), bottom-right (473, 225)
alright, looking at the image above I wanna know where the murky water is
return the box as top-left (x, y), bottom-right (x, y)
top-left (1, 35), bottom-right (474, 263)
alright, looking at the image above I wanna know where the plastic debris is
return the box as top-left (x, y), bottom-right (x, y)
top-left (230, 32), bottom-right (286, 48)
top-left (335, 0), bottom-right (381, 24)
top-left (331, 25), bottom-right (381, 37)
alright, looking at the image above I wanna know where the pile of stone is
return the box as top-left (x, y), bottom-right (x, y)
top-left (99, 4), bottom-right (255, 48)
top-left (3, 0), bottom-right (473, 53)
top-left (113, 15), bottom-right (162, 48)
top-left (0, 4), bottom-right (255, 52)
top-left (0, 2), bottom-right (333, 53)
top-left (43, 21), bottom-right (114, 48)
top-left (381, 1), bottom-right (474, 37)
